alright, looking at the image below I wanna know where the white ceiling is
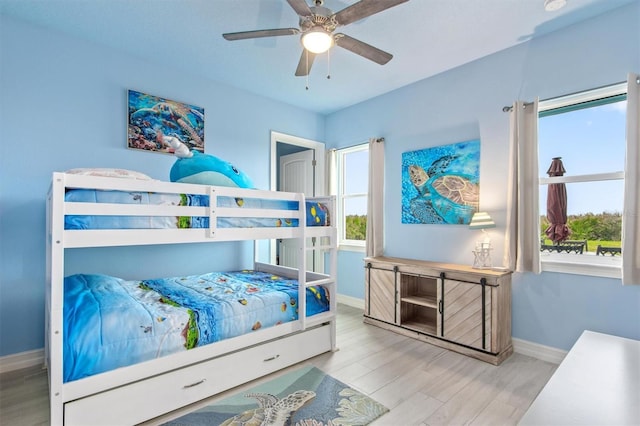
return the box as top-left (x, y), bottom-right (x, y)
top-left (1, 0), bottom-right (636, 114)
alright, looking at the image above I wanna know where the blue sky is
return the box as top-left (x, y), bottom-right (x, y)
top-left (344, 148), bottom-right (369, 216)
top-left (538, 100), bottom-right (627, 216)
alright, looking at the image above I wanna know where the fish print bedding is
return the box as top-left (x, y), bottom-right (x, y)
top-left (63, 189), bottom-right (330, 230)
top-left (63, 270), bottom-right (330, 382)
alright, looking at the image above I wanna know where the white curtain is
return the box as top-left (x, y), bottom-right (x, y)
top-left (622, 73), bottom-right (640, 285)
top-left (504, 100), bottom-right (541, 273)
top-left (366, 137), bottom-right (384, 258)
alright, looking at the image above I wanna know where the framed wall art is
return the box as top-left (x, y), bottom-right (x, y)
top-left (401, 139), bottom-right (480, 225)
top-left (127, 89), bottom-right (205, 154)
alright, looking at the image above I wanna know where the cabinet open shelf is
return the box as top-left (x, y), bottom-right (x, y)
top-left (399, 273), bottom-right (439, 336)
top-left (402, 320), bottom-right (437, 336)
top-left (400, 300), bottom-right (437, 333)
top-left (401, 295), bottom-right (437, 308)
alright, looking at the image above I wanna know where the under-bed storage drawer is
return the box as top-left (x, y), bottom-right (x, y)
top-left (64, 324), bottom-right (332, 426)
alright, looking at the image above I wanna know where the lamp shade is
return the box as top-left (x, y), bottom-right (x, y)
top-left (469, 212), bottom-right (496, 230)
top-left (301, 28), bottom-right (333, 54)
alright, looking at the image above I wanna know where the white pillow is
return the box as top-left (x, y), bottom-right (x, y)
top-left (65, 168), bottom-right (152, 180)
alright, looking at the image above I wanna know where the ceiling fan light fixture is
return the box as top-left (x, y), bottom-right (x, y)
top-left (544, 0), bottom-right (567, 12)
top-left (302, 28), bottom-right (333, 54)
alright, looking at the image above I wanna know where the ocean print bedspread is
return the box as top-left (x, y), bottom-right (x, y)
top-left (63, 271), bottom-right (330, 382)
top-left (63, 189), bottom-right (329, 229)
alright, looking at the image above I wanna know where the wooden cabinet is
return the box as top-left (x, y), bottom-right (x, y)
top-left (364, 256), bottom-right (513, 365)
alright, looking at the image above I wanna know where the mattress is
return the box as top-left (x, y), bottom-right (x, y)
top-left (63, 270), bottom-right (330, 382)
top-left (63, 189), bottom-right (330, 230)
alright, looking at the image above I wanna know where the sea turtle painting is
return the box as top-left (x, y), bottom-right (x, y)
top-left (402, 140), bottom-right (480, 224)
top-left (127, 90), bottom-right (204, 154)
top-left (220, 390), bottom-right (316, 426)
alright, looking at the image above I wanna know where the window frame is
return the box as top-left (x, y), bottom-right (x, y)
top-left (336, 143), bottom-right (368, 252)
top-left (538, 83), bottom-right (626, 278)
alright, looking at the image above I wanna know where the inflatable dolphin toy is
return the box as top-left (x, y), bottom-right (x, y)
top-left (162, 133), bottom-right (254, 188)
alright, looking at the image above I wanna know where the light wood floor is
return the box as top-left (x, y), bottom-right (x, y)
top-left (0, 304), bottom-right (557, 425)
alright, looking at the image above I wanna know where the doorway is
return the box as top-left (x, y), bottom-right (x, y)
top-left (269, 131), bottom-right (326, 270)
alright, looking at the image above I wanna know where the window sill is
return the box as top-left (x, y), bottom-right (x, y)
top-left (540, 252), bottom-right (621, 279)
top-left (339, 243), bottom-right (365, 253)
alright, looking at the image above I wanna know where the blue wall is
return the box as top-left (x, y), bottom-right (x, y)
top-left (327, 3), bottom-right (640, 351)
top-left (2, 3), bottom-right (640, 358)
top-left (0, 15), bottom-right (325, 357)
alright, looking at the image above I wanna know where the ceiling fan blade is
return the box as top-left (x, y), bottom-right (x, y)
top-left (334, 33), bottom-right (393, 65)
top-left (332, 0), bottom-right (409, 26)
top-left (222, 28), bottom-right (299, 41)
top-left (295, 49), bottom-right (317, 76)
top-left (286, 0), bottom-right (313, 17)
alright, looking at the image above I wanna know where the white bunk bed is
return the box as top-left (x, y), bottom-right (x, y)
top-left (45, 171), bottom-right (338, 426)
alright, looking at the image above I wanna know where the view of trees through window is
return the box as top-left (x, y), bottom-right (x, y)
top-left (346, 214), bottom-right (367, 240)
top-left (539, 213), bottom-right (622, 252)
top-left (538, 84), bottom-right (626, 257)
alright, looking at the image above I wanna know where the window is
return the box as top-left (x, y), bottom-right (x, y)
top-left (336, 144), bottom-right (369, 250)
top-left (538, 83), bottom-right (626, 277)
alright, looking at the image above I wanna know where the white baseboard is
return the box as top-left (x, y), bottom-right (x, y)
top-left (512, 337), bottom-right (566, 364)
top-left (337, 294), bottom-right (364, 310)
top-left (0, 348), bottom-right (45, 374)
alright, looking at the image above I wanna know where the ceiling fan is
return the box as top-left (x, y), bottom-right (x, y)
top-left (222, 0), bottom-right (409, 77)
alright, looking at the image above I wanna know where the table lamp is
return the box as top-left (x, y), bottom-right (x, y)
top-left (469, 211), bottom-right (495, 269)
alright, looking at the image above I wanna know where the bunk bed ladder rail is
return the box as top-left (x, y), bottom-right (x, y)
top-left (296, 192), bottom-right (307, 332)
top-left (327, 223), bottom-right (338, 351)
top-left (47, 173), bottom-right (66, 426)
top-left (303, 198), bottom-right (338, 351)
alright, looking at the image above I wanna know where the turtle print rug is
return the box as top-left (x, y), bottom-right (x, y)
top-left (162, 365), bottom-right (389, 425)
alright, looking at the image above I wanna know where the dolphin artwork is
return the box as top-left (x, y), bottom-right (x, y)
top-left (161, 133), bottom-right (254, 188)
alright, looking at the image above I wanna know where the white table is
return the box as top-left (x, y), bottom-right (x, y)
top-left (519, 330), bottom-right (640, 425)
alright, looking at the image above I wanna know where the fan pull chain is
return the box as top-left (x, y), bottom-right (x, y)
top-left (305, 49), bottom-right (309, 91)
top-left (327, 48), bottom-right (331, 80)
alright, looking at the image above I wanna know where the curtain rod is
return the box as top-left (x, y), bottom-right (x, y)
top-left (331, 138), bottom-right (384, 150)
top-left (329, 137), bottom-right (383, 151)
top-left (501, 78), bottom-right (637, 112)
top-left (502, 102), bottom-right (533, 112)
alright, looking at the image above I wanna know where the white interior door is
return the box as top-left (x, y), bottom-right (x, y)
top-left (279, 150), bottom-right (324, 272)
top-left (280, 150), bottom-right (314, 194)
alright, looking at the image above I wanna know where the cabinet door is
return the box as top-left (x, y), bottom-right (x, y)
top-left (365, 266), bottom-right (396, 323)
top-left (441, 279), bottom-right (492, 351)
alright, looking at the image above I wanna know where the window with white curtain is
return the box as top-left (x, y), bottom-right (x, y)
top-left (538, 83), bottom-right (626, 277)
top-left (336, 143), bottom-right (369, 250)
